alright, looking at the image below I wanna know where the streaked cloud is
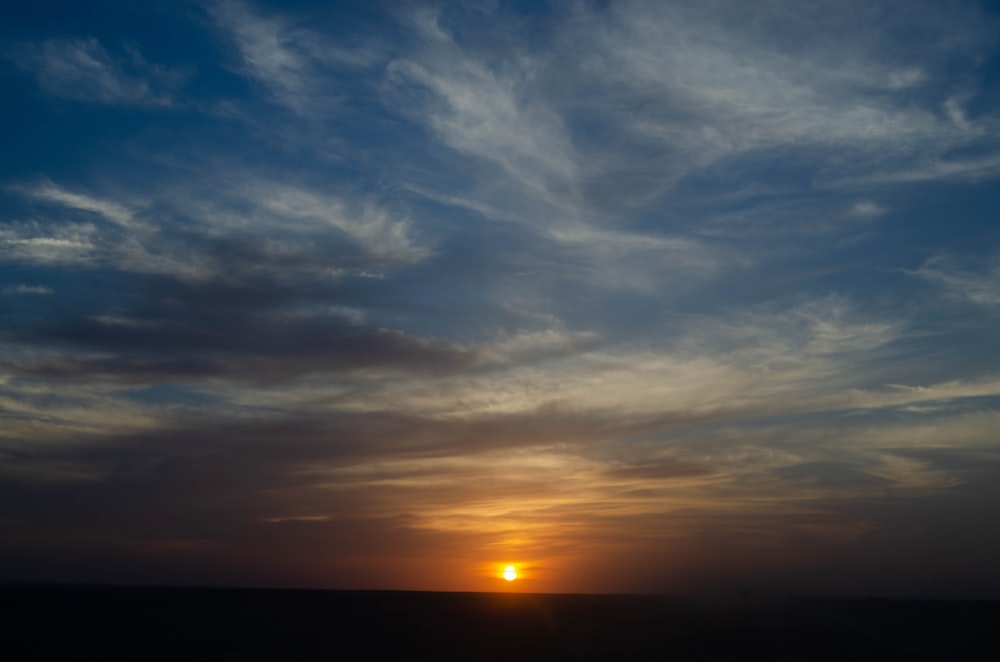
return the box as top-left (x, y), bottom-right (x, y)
top-left (6, 37), bottom-right (184, 106)
top-left (0, 221), bottom-right (98, 267)
top-left (207, 0), bottom-right (381, 115)
top-left (14, 181), bottom-right (137, 228)
top-left (913, 255), bottom-right (1000, 308)
top-left (1, 284), bottom-right (54, 296)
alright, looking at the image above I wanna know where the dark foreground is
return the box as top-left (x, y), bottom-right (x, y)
top-left (2, 585), bottom-right (997, 660)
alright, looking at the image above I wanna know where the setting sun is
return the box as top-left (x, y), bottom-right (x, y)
top-left (502, 565), bottom-right (518, 582)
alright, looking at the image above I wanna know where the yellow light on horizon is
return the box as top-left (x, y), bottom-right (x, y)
top-left (502, 565), bottom-right (518, 581)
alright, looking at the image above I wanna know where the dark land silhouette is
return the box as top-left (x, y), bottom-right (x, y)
top-left (2, 584), bottom-right (997, 660)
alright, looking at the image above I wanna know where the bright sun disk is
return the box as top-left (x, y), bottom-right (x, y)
top-left (503, 565), bottom-right (517, 581)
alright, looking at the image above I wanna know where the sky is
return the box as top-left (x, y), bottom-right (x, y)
top-left (1, 0), bottom-right (999, 598)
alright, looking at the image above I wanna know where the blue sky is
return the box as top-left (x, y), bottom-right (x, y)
top-left (1, 0), bottom-right (999, 596)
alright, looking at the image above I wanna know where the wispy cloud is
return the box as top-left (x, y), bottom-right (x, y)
top-left (381, 0), bottom-right (1000, 310)
top-left (913, 255), bottom-right (1000, 307)
top-left (237, 180), bottom-right (427, 263)
top-left (413, 1), bottom-right (994, 210)
top-left (15, 181), bottom-right (137, 228)
top-left (847, 200), bottom-right (888, 219)
top-left (7, 37), bottom-right (184, 106)
top-left (584, 0), bottom-right (998, 183)
top-left (1, 284), bottom-right (54, 296)
top-left (1, 172), bottom-right (427, 283)
top-left (0, 221), bottom-right (98, 267)
top-left (207, 0), bottom-right (380, 115)
top-left (386, 31), bottom-right (579, 206)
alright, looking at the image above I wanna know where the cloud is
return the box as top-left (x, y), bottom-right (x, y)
top-left (830, 153), bottom-right (1000, 187)
top-left (912, 255), bottom-right (1000, 307)
top-left (1, 284), bottom-right (54, 296)
top-left (1, 174), bottom-right (427, 283)
top-left (8, 322), bottom-right (480, 385)
top-left (567, 3), bottom-right (988, 193)
top-left (477, 329), bottom-right (600, 364)
top-left (380, 0), bottom-right (1000, 309)
top-left (0, 183), bottom-right (151, 269)
top-left (0, 221), bottom-right (98, 267)
top-left (5, 306), bottom-right (604, 388)
top-left (2, 1), bottom-right (1000, 596)
top-left (0, 375), bottom-right (160, 446)
top-left (593, 0), bottom-right (993, 147)
top-left (231, 180), bottom-right (428, 263)
top-left (207, 0), bottom-right (314, 113)
top-left (0, 215), bottom-right (212, 279)
top-left (846, 200), bottom-right (887, 219)
top-left (1, 368), bottom-right (996, 594)
top-left (385, 31), bottom-right (579, 206)
top-left (154, 171), bottom-right (431, 274)
top-left (770, 461), bottom-right (891, 490)
top-left (7, 37), bottom-right (184, 106)
top-left (207, 0), bottom-right (380, 115)
top-left (545, 225), bottom-right (730, 292)
top-left (303, 294), bottom-right (908, 426)
top-left (15, 181), bottom-right (137, 228)
top-left (1, 279), bottom-right (997, 593)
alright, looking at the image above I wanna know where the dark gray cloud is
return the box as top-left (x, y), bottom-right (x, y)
top-left (770, 461), bottom-right (892, 490)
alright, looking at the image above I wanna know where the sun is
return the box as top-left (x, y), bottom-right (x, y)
top-left (502, 565), bottom-right (518, 582)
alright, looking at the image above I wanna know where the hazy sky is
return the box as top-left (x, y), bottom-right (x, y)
top-left (2, 0), bottom-right (999, 597)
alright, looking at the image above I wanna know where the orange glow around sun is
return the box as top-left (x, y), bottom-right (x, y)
top-left (502, 565), bottom-right (518, 581)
